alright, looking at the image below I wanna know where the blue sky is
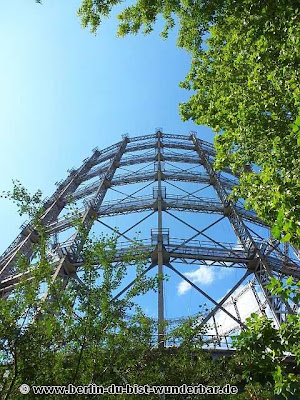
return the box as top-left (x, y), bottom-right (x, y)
top-left (0, 1), bottom-right (271, 333)
top-left (0, 0), bottom-right (213, 252)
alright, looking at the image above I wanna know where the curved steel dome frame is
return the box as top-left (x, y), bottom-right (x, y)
top-left (1, 129), bottom-right (299, 346)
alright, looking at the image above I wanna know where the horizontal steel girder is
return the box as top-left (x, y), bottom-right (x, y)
top-left (63, 240), bottom-right (299, 278)
top-left (80, 153), bottom-right (235, 183)
top-left (46, 195), bottom-right (267, 235)
top-left (1, 240), bottom-right (298, 295)
top-left (68, 170), bottom-right (237, 202)
top-left (87, 141), bottom-right (201, 174)
top-left (87, 241), bottom-right (300, 278)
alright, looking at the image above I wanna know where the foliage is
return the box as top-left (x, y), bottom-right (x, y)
top-left (0, 182), bottom-right (278, 399)
top-left (75, 0), bottom-right (300, 245)
top-left (0, 184), bottom-right (157, 399)
top-left (234, 277), bottom-right (300, 399)
top-left (1, 180), bottom-right (43, 220)
top-left (198, 8), bottom-right (300, 245)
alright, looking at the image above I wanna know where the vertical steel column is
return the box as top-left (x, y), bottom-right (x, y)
top-left (0, 148), bottom-right (101, 283)
top-left (189, 133), bottom-right (294, 326)
top-left (249, 281), bottom-right (266, 315)
top-left (232, 298), bottom-right (241, 322)
top-left (69, 137), bottom-right (129, 260)
top-left (41, 137), bottom-right (129, 301)
top-left (156, 131), bottom-right (165, 347)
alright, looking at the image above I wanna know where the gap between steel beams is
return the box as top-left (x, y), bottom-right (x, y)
top-left (101, 181), bottom-right (154, 215)
top-left (96, 211), bottom-right (155, 243)
top-left (112, 264), bottom-right (155, 301)
top-left (167, 263), bottom-right (245, 328)
top-left (166, 211), bottom-right (246, 261)
top-left (116, 161), bottom-right (154, 175)
top-left (165, 180), bottom-right (212, 201)
top-left (164, 160), bottom-right (203, 174)
top-left (168, 216), bottom-right (226, 263)
top-left (198, 270), bottom-right (251, 328)
top-left (247, 224), bottom-right (299, 266)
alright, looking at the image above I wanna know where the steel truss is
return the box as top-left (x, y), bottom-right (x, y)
top-left (0, 130), bottom-right (299, 346)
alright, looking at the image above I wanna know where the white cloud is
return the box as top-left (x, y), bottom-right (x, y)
top-left (177, 281), bottom-right (191, 295)
top-left (177, 266), bottom-right (215, 295)
top-left (176, 239), bottom-right (244, 296)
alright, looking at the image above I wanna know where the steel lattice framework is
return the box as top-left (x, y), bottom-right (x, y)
top-left (0, 130), bottom-right (299, 347)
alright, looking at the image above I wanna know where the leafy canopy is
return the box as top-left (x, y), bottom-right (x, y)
top-left (76, 0), bottom-right (299, 245)
top-left (234, 277), bottom-right (300, 399)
